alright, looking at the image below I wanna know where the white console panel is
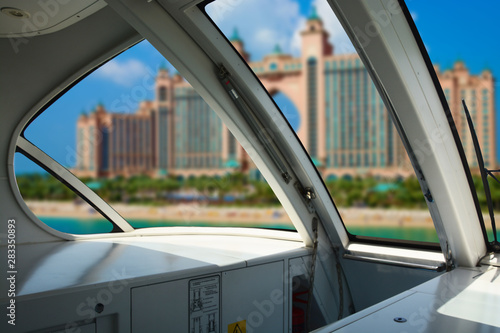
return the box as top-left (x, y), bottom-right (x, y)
top-left (132, 262), bottom-right (285, 332)
top-left (222, 262), bottom-right (285, 332)
top-left (0, 231), bottom-right (307, 332)
top-left (312, 266), bottom-right (500, 333)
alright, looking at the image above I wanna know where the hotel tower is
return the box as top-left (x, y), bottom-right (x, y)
top-left (75, 12), bottom-right (496, 179)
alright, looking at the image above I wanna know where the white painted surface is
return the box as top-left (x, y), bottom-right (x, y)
top-left (313, 267), bottom-right (500, 332)
top-left (347, 243), bottom-right (445, 263)
top-left (438, 268), bottom-right (500, 328)
top-left (132, 278), bottom-right (189, 332)
top-left (222, 262), bottom-right (284, 333)
top-left (0, 234), bottom-right (305, 300)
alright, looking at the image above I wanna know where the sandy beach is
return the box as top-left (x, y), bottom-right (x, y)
top-left (25, 200), bottom-right (440, 228)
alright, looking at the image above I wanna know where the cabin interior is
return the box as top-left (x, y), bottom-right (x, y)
top-left (1, 0), bottom-right (499, 332)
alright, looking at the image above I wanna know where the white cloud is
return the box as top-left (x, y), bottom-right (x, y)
top-left (207, 0), bottom-right (303, 60)
top-left (95, 59), bottom-right (150, 87)
top-left (312, 0), bottom-right (355, 54)
top-left (254, 28), bottom-right (278, 48)
top-left (290, 16), bottom-right (307, 55)
top-left (206, 0), bottom-right (355, 60)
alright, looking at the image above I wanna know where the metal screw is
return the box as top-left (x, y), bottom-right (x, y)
top-left (95, 303), bottom-right (104, 314)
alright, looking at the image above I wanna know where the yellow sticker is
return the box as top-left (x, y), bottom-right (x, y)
top-left (228, 320), bottom-right (246, 333)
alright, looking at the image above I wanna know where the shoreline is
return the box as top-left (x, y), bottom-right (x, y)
top-left (25, 200), bottom-right (442, 228)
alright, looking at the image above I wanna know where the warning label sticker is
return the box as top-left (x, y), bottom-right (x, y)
top-left (228, 320), bottom-right (246, 333)
top-left (189, 275), bottom-right (220, 333)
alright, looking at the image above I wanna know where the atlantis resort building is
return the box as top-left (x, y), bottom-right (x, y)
top-left (75, 13), bottom-right (496, 179)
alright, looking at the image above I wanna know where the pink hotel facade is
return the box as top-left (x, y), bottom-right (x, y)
top-left (75, 14), bottom-right (496, 179)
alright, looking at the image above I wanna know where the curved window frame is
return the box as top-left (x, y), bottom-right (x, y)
top-left (10, 41), bottom-right (143, 237)
top-left (201, 0), bottom-right (443, 251)
top-left (12, 39), bottom-right (296, 237)
top-left (16, 137), bottom-right (134, 233)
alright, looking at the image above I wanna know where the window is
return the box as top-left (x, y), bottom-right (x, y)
top-left (15, 40), bottom-right (293, 235)
top-left (407, 1), bottom-right (499, 243)
top-left (159, 86), bottom-right (167, 101)
top-left (206, 0), bottom-right (438, 244)
top-left (307, 57), bottom-right (318, 158)
top-left (15, 154), bottom-right (114, 234)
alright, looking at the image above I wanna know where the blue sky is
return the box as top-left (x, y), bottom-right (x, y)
top-left (18, 0), bottom-right (500, 174)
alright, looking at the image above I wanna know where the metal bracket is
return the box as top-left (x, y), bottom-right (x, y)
top-left (218, 64), bottom-right (229, 80)
top-left (218, 63), bottom-right (293, 186)
top-left (424, 189), bottom-right (433, 203)
top-left (306, 217), bottom-right (319, 331)
top-left (294, 182), bottom-right (316, 213)
top-left (282, 171), bottom-right (292, 184)
top-left (445, 241), bottom-right (454, 271)
top-left (304, 187), bottom-right (316, 200)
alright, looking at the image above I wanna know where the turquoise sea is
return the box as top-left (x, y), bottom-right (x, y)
top-left (40, 216), bottom-right (444, 243)
top-left (40, 216), bottom-right (295, 234)
top-left (40, 216), bottom-right (500, 244)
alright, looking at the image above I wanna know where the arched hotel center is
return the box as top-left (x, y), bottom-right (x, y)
top-left (75, 14), bottom-right (496, 179)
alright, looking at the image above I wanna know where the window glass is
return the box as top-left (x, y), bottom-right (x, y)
top-left (206, 0), bottom-right (439, 243)
top-left (15, 153), bottom-right (114, 234)
top-left (17, 40), bottom-right (294, 233)
top-left (406, 1), bottom-right (499, 243)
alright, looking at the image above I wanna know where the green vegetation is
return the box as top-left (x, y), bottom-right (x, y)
top-left (16, 172), bottom-right (76, 200)
top-left (16, 172), bottom-right (280, 206)
top-left (16, 172), bottom-right (500, 210)
top-left (325, 176), bottom-right (428, 209)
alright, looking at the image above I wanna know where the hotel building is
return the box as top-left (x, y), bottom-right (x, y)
top-left (437, 61), bottom-right (496, 169)
top-left (75, 13), bottom-right (496, 179)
